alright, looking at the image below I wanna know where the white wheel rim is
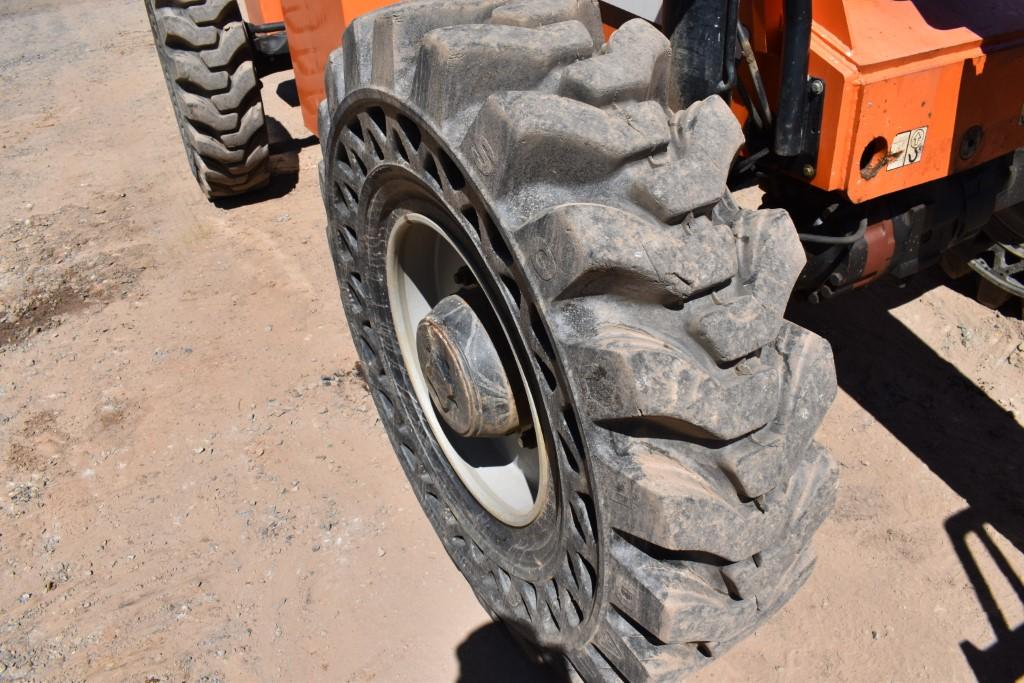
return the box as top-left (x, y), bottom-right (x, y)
top-left (386, 213), bottom-right (549, 526)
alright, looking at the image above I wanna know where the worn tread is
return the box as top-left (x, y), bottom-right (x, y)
top-left (146, 0), bottom-right (270, 198)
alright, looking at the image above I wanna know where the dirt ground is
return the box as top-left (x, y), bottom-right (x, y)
top-left (2, 1), bottom-right (1023, 681)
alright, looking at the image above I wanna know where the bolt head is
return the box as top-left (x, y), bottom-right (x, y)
top-left (809, 79), bottom-right (824, 95)
top-left (802, 164), bottom-right (816, 178)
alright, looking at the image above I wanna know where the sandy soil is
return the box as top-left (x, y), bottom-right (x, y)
top-left (1, 1), bottom-right (1023, 681)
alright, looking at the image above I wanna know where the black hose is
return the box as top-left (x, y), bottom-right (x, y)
top-left (249, 21), bottom-right (285, 34)
top-left (774, 0), bottom-right (812, 157)
top-left (714, 0), bottom-right (741, 94)
top-left (798, 218), bottom-right (869, 245)
top-left (738, 23), bottom-right (772, 127)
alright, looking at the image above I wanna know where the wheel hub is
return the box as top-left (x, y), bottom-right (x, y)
top-left (416, 294), bottom-right (524, 438)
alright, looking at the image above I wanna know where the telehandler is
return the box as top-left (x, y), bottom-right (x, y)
top-left (146, 0), bottom-right (1024, 678)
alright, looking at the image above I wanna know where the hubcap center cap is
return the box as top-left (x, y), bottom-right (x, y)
top-left (416, 294), bottom-right (523, 438)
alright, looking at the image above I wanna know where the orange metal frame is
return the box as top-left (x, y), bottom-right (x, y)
top-left (250, 0), bottom-right (1024, 204)
top-left (244, 0), bottom-right (284, 24)
top-left (741, 0), bottom-right (1024, 203)
top-left (246, 0), bottom-right (392, 132)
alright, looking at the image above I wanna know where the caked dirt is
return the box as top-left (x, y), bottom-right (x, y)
top-left (1, 1), bottom-right (1023, 681)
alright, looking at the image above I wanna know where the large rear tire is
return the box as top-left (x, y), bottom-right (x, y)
top-left (145, 0), bottom-right (271, 198)
top-left (319, 2), bottom-right (838, 679)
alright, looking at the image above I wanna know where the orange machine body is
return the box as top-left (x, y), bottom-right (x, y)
top-left (244, 0), bottom-right (285, 23)
top-left (245, 0), bottom-right (393, 132)
top-left (250, 0), bottom-right (1024, 203)
top-left (742, 0), bottom-right (1024, 203)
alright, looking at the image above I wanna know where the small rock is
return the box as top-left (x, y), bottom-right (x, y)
top-left (958, 324), bottom-right (974, 348)
top-left (1009, 342), bottom-right (1024, 369)
top-left (193, 447), bottom-right (206, 454)
top-left (377, 547), bottom-right (386, 558)
top-left (312, 544), bottom-right (321, 552)
top-left (18, 593), bottom-right (31, 604)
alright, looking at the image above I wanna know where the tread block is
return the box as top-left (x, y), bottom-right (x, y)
top-left (194, 155), bottom-right (265, 192)
top-left (221, 106), bottom-right (264, 147)
top-left (514, 204), bottom-right (736, 304)
top-left (210, 61), bottom-right (256, 110)
top-left (557, 300), bottom-right (781, 441)
top-left (317, 100), bottom-right (331, 156)
top-left (609, 536), bottom-right (756, 644)
top-left (342, 15), bottom-right (375, 92)
top-left (199, 21), bottom-right (246, 69)
top-left (230, 143), bottom-right (269, 175)
top-left (178, 0), bottom-right (238, 27)
top-left (180, 90), bottom-right (239, 131)
top-left (719, 325), bottom-right (835, 499)
top-left (155, 9), bottom-right (219, 49)
top-left (412, 21), bottom-right (592, 127)
top-left (721, 443), bottom-right (837, 601)
top-left (593, 610), bottom-right (706, 683)
top-left (491, 0), bottom-right (603, 46)
top-left (325, 49), bottom-right (346, 109)
top-left (368, 0), bottom-right (506, 93)
top-left (774, 325), bottom-right (837, 459)
top-left (166, 48), bottom-right (229, 92)
top-left (597, 446), bottom-right (791, 560)
top-left (462, 93), bottom-right (669, 196)
top-left (560, 19), bottom-right (670, 106)
top-left (188, 128), bottom-right (244, 163)
top-left (691, 209), bottom-right (805, 362)
top-left (632, 96), bottom-right (743, 222)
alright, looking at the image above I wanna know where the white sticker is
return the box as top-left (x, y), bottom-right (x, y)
top-left (887, 126), bottom-right (928, 171)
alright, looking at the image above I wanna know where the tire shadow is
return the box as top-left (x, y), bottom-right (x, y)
top-left (787, 272), bottom-right (1024, 554)
top-left (456, 622), bottom-right (569, 683)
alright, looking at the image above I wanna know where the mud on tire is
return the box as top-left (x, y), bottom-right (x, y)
top-left (145, 0), bottom-right (271, 198)
top-left (319, 2), bottom-right (839, 679)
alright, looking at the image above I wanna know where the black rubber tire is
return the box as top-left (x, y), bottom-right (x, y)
top-left (319, 2), bottom-right (838, 680)
top-left (145, 0), bottom-right (271, 198)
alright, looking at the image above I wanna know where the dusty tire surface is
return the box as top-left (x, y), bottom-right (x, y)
top-left (145, 0), bottom-right (270, 198)
top-left (319, 2), bottom-right (839, 680)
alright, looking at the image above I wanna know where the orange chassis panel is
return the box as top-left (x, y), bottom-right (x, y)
top-left (254, 0), bottom-right (1024, 204)
top-left (743, 0), bottom-right (1024, 203)
top-left (244, 0), bottom-right (392, 132)
top-left (244, 0), bottom-right (284, 24)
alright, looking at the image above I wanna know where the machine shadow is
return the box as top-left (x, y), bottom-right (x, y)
top-left (787, 273), bottom-right (1024, 555)
top-left (946, 508), bottom-right (1024, 683)
top-left (455, 622), bottom-right (569, 683)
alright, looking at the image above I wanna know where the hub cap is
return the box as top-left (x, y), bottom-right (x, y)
top-left (416, 294), bottom-right (524, 438)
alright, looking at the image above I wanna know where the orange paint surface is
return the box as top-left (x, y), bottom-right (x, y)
top-left (243, 0), bottom-right (284, 24)
top-left (277, 0), bottom-right (1024, 203)
top-left (741, 0), bottom-right (1024, 202)
top-left (282, 0), bottom-right (393, 133)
